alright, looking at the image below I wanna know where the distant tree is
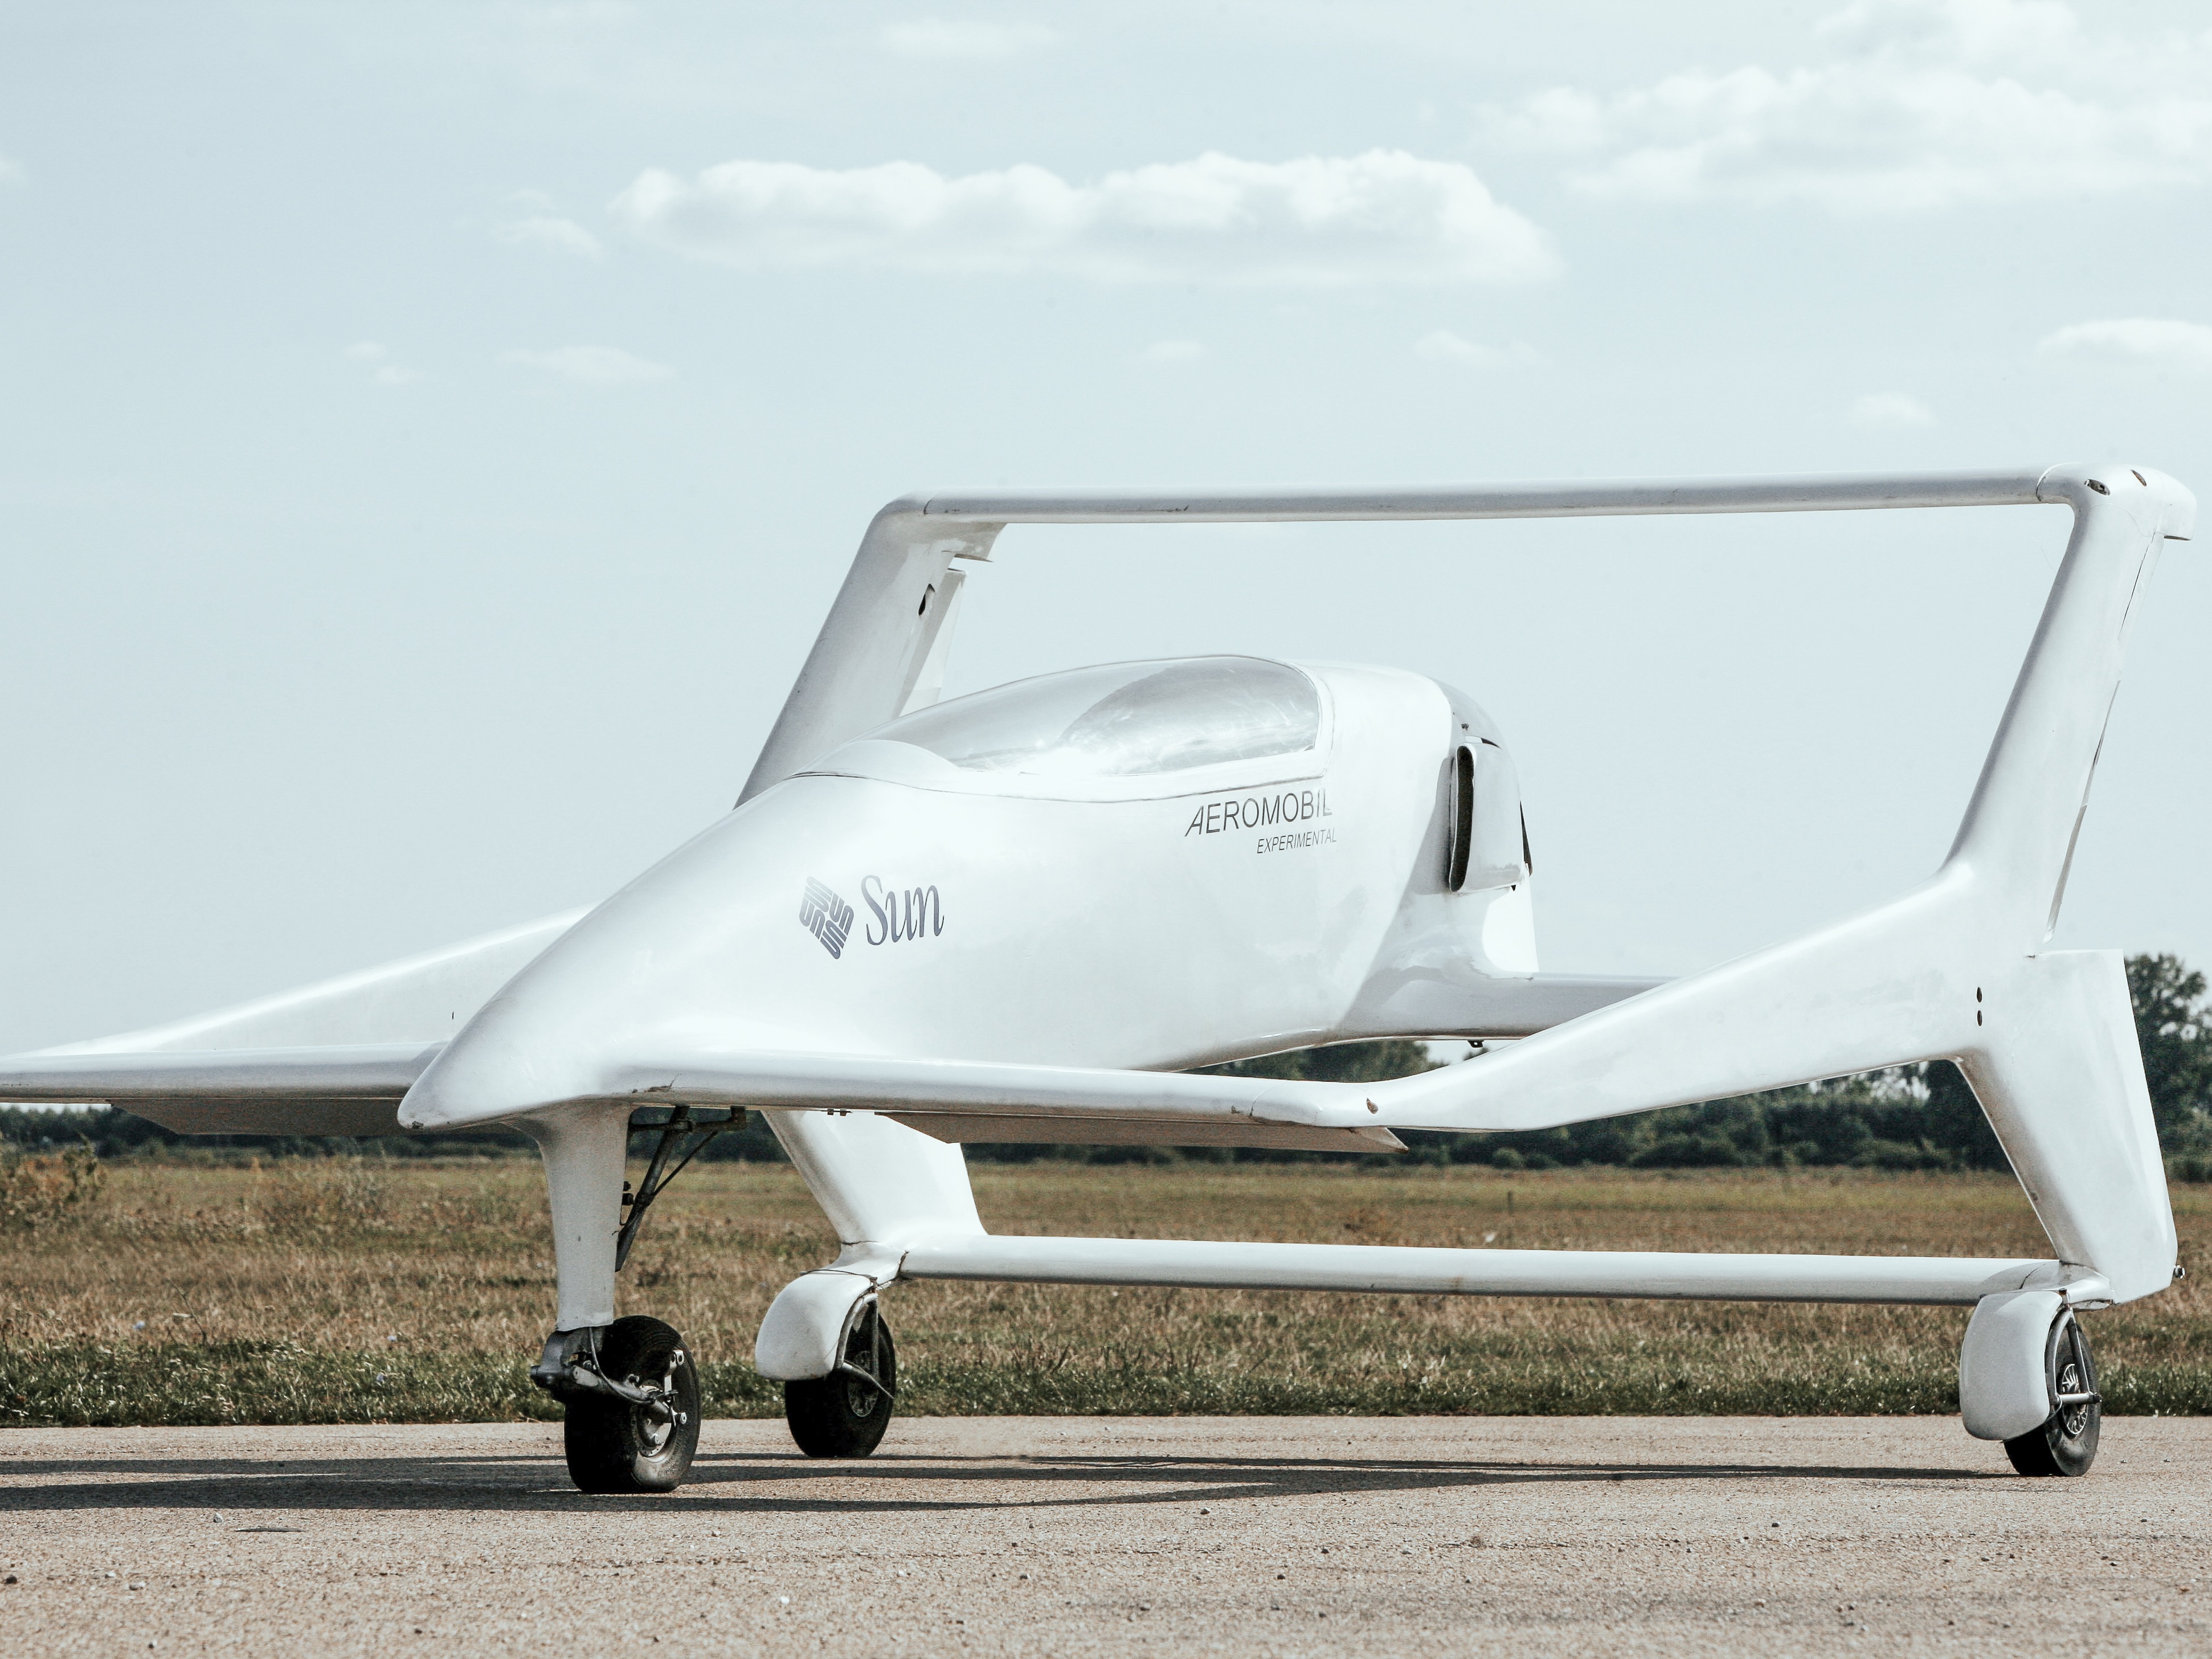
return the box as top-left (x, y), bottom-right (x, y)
top-left (1915, 1060), bottom-right (2007, 1171)
top-left (1209, 1038), bottom-right (1437, 1085)
top-left (2127, 954), bottom-right (2212, 1150)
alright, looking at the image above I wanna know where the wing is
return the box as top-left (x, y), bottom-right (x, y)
top-left (6, 1040), bottom-right (1399, 1152)
top-left (410, 1049), bottom-right (1404, 1154)
top-left (3, 908), bottom-right (581, 1136)
top-left (39, 910), bottom-right (583, 1057)
top-left (0, 1044), bottom-right (443, 1136)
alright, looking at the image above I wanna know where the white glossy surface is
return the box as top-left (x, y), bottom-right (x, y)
top-left (528, 1105), bottom-right (628, 1330)
top-left (1960, 1289), bottom-right (2066, 1440)
top-left (36, 910), bottom-right (583, 1055)
top-left (754, 1266), bottom-right (884, 1382)
top-left (399, 663), bottom-right (1497, 1134)
top-left (899, 1233), bottom-right (2083, 1305)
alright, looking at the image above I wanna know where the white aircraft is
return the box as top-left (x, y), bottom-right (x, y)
top-left (5, 466), bottom-right (2188, 1493)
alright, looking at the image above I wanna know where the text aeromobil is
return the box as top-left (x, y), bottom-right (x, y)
top-left (5, 465), bottom-right (2190, 1490)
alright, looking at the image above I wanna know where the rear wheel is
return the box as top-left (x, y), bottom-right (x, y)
top-left (564, 1315), bottom-right (701, 1494)
top-left (784, 1302), bottom-right (897, 1458)
top-left (2004, 1311), bottom-right (2099, 1477)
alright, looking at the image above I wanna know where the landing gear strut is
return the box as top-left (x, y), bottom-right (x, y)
top-left (528, 1106), bottom-right (735, 1494)
top-left (618, 1105), bottom-right (739, 1269)
top-left (2005, 1310), bottom-right (2100, 1477)
top-left (784, 1298), bottom-right (898, 1458)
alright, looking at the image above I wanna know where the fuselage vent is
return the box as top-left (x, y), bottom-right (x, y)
top-left (1446, 744), bottom-right (1475, 892)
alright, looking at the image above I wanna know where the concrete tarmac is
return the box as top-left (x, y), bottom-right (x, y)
top-left (2, 1415), bottom-right (2206, 1656)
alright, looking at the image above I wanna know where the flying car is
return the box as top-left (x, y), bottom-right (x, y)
top-left (4, 465), bottom-right (2188, 1492)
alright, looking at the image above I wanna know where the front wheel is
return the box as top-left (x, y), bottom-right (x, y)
top-left (564, 1315), bottom-right (702, 1494)
top-left (785, 1301), bottom-right (897, 1458)
top-left (2004, 1311), bottom-right (2100, 1477)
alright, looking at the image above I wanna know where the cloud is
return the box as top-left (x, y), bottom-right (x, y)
top-left (0, 152), bottom-right (22, 185)
top-left (1415, 330), bottom-right (1538, 370)
top-left (2037, 317), bottom-right (2212, 374)
top-left (879, 19), bottom-right (1054, 59)
top-left (1139, 339), bottom-right (1205, 364)
top-left (611, 150), bottom-right (1557, 286)
top-left (1481, 0), bottom-right (2212, 214)
top-left (1849, 391), bottom-right (1936, 427)
top-left (341, 341), bottom-right (420, 386)
top-left (504, 345), bottom-right (675, 385)
top-left (496, 215), bottom-right (604, 258)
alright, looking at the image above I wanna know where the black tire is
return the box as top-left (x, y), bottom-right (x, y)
top-left (2004, 1311), bottom-right (2100, 1477)
top-left (784, 1302), bottom-right (897, 1458)
top-left (563, 1315), bottom-right (702, 1494)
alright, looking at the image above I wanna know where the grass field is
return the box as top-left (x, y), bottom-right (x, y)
top-left (2, 1157), bottom-right (2207, 1427)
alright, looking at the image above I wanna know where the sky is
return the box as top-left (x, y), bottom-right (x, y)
top-left (3, 0), bottom-right (2211, 1052)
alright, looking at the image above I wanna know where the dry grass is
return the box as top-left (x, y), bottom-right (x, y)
top-left (2, 1157), bottom-right (2206, 1426)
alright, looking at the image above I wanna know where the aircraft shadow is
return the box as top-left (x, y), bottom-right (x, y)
top-left (1, 1446), bottom-right (1993, 1517)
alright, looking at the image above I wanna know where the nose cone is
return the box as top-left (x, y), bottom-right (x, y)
top-left (397, 783), bottom-right (838, 1130)
top-left (399, 994), bottom-right (608, 1129)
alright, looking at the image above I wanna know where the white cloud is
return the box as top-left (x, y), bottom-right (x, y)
top-left (0, 152), bottom-right (22, 185)
top-left (1849, 391), bottom-right (1936, 427)
top-left (496, 215), bottom-right (604, 258)
top-left (1139, 339), bottom-right (1205, 364)
top-left (341, 341), bottom-right (420, 386)
top-left (1482, 0), bottom-right (2212, 214)
top-left (1415, 330), bottom-right (1538, 370)
top-left (2038, 317), bottom-right (2212, 374)
top-left (611, 150), bottom-right (1557, 287)
top-left (879, 19), bottom-right (1054, 59)
top-left (504, 345), bottom-right (675, 385)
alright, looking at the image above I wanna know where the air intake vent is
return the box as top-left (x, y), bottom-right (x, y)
top-left (1446, 745), bottom-right (1474, 892)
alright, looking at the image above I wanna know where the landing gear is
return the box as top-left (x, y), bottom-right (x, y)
top-left (2004, 1310), bottom-right (2100, 1477)
top-left (784, 1299), bottom-right (898, 1458)
top-left (553, 1317), bottom-right (703, 1494)
top-left (525, 1106), bottom-right (730, 1494)
top-left (522, 1110), bottom-right (747, 1504)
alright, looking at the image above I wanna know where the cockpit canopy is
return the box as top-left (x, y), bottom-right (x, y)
top-left (871, 656), bottom-right (1321, 781)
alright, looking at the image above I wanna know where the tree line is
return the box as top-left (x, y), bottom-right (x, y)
top-left (7, 953), bottom-right (2211, 1179)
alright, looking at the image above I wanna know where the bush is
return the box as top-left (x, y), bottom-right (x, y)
top-left (1630, 1133), bottom-right (1749, 1170)
top-left (0, 1139), bottom-right (106, 1229)
top-left (1851, 1138), bottom-right (1957, 1172)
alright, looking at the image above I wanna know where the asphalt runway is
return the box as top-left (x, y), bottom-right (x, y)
top-left (2, 1415), bottom-right (2206, 1657)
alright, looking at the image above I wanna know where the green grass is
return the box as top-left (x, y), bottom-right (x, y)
top-left (2, 1158), bottom-right (2206, 1426)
